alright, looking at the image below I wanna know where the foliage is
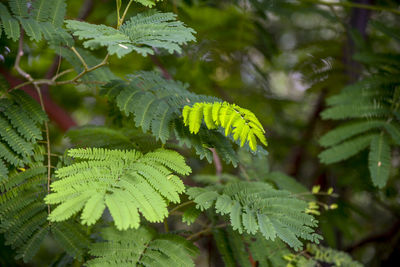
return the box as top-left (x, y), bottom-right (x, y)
top-left (183, 101), bottom-right (268, 151)
top-left (187, 181), bottom-right (321, 250)
top-left (66, 11), bottom-right (196, 58)
top-left (319, 23), bottom-right (400, 188)
top-left (0, 0), bottom-right (399, 266)
top-left (86, 226), bottom-right (198, 266)
top-left (100, 71), bottom-right (239, 165)
top-left (45, 148), bottom-right (190, 230)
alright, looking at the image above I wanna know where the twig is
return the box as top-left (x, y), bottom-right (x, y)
top-left (164, 218), bottom-right (169, 233)
top-left (14, 31), bottom-right (31, 81)
top-left (71, 47), bottom-right (89, 70)
top-left (56, 54), bottom-right (109, 85)
top-left (186, 223), bottom-right (227, 241)
top-left (209, 148), bottom-right (223, 176)
top-left (14, 29), bottom-right (52, 216)
top-left (150, 54), bottom-right (172, 80)
top-left (169, 200), bottom-right (194, 214)
top-left (52, 68), bottom-right (74, 81)
top-left (119, 0), bottom-right (134, 28)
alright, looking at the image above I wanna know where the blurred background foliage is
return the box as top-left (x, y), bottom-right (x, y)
top-left (1, 0), bottom-right (400, 266)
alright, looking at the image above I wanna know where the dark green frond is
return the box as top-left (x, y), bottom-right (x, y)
top-left (86, 226), bottom-right (198, 266)
top-left (187, 181), bottom-right (321, 250)
top-left (65, 11), bottom-right (195, 58)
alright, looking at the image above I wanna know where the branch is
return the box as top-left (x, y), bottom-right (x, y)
top-left (186, 223), bottom-right (228, 241)
top-left (209, 148), bottom-right (223, 176)
top-left (13, 29), bottom-right (52, 216)
top-left (150, 54), bottom-right (172, 80)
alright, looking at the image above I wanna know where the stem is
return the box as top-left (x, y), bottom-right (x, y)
top-left (116, 0), bottom-right (121, 25)
top-left (13, 29), bottom-right (52, 217)
top-left (56, 54), bottom-right (109, 85)
top-left (164, 218), bottom-right (169, 233)
top-left (14, 30), bottom-right (32, 81)
top-left (300, 0), bottom-right (400, 16)
top-left (71, 47), bottom-right (88, 70)
top-left (169, 200), bottom-right (194, 214)
top-left (186, 223), bottom-right (227, 241)
top-left (52, 68), bottom-right (74, 81)
top-left (209, 148), bottom-right (222, 176)
top-left (33, 83), bottom-right (52, 216)
top-left (119, 0), bottom-right (134, 28)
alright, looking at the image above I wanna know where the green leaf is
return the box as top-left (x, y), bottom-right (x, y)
top-left (46, 148), bottom-right (190, 229)
top-left (188, 182), bottom-right (321, 250)
top-left (319, 120), bottom-right (385, 147)
top-left (384, 123), bottom-right (400, 145)
top-left (87, 226), bottom-right (198, 267)
top-left (48, 0), bottom-right (67, 27)
top-left (134, 0), bottom-right (163, 7)
top-left (319, 134), bottom-right (377, 164)
top-left (369, 134), bottom-right (391, 188)
top-left (182, 102), bottom-right (267, 151)
top-left (66, 11), bottom-right (196, 58)
top-left (0, 3), bottom-right (20, 41)
top-left (9, 0), bottom-right (28, 18)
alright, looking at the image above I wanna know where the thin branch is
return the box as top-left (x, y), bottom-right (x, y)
top-left (71, 47), bottom-right (89, 70)
top-left (14, 30), bottom-right (31, 81)
top-left (34, 83), bottom-right (52, 216)
top-left (186, 223), bottom-right (228, 241)
top-left (150, 54), bottom-right (172, 80)
top-left (169, 200), bottom-right (194, 214)
top-left (52, 68), bottom-right (74, 81)
top-left (209, 148), bottom-right (223, 176)
top-left (164, 218), bottom-right (169, 233)
top-left (119, 0), bottom-right (134, 28)
top-left (56, 54), bottom-right (109, 85)
top-left (14, 29), bottom-right (52, 216)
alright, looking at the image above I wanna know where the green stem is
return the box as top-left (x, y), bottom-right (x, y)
top-left (169, 200), bottom-right (194, 214)
top-left (164, 218), bottom-right (169, 233)
top-left (119, 0), bottom-right (134, 28)
top-left (71, 47), bottom-right (88, 70)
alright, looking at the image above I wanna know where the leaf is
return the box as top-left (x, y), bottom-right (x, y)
top-left (134, 0), bottom-right (163, 7)
top-left (0, 3), bottom-right (20, 41)
top-left (384, 123), bottom-right (400, 145)
top-left (9, 0), bottom-right (28, 18)
top-left (66, 11), bottom-right (196, 58)
top-left (32, 0), bottom-right (51, 22)
top-left (87, 226), bottom-right (198, 267)
top-left (48, 0), bottom-right (67, 27)
top-left (187, 182), bottom-right (321, 250)
top-left (46, 148), bottom-right (191, 229)
top-left (319, 134), bottom-right (377, 164)
top-left (368, 134), bottom-right (391, 188)
top-left (319, 120), bottom-right (385, 147)
top-left (182, 102), bottom-right (267, 151)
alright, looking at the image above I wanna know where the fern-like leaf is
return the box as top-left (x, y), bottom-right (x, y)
top-left (369, 134), bottom-right (391, 188)
top-left (66, 11), bottom-right (195, 58)
top-left (0, 3), bottom-right (20, 41)
top-left (86, 226), bottom-right (198, 266)
top-left (187, 181), bottom-right (321, 250)
top-left (134, 0), bottom-right (163, 7)
top-left (46, 148), bottom-right (191, 230)
top-left (9, 0), bottom-right (28, 18)
top-left (183, 102), bottom-right (268, 151)
top-left (101, 71), bottom-right (238, 165)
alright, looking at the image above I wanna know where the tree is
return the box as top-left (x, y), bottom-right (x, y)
top-left (0, 0), bottom-right (399, 266)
